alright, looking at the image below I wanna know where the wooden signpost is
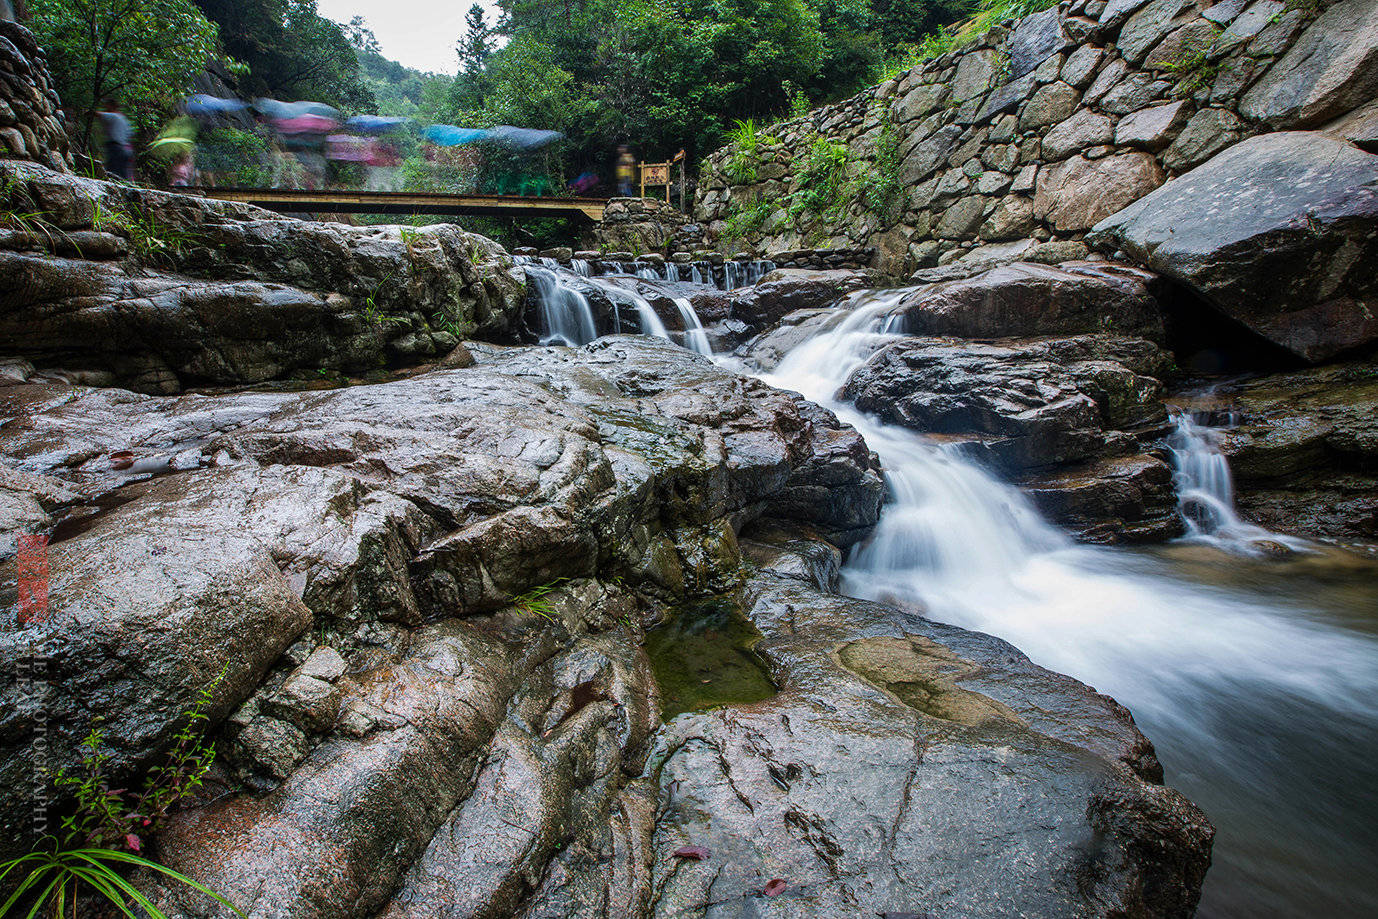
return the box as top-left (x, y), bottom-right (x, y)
top-left (639, 149), bottom-right (689, 210)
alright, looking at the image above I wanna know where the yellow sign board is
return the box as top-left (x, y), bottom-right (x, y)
top-left (641, 164), bottom-right (669, 185)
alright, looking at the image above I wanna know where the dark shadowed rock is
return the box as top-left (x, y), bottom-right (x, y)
top-left (890, 261), bottom-right (1167, 341)
top-left (1088, 132), bottom-right (1378, 363)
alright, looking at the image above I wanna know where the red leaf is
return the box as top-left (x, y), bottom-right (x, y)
top-left (110, 451), bottom-right (135, 470)
top-left (672, 845), bottom-right (709, 860)
top-left (763, 878), bottom-right (787, 896)
top-left (124, 833), bottom-right (141, 853)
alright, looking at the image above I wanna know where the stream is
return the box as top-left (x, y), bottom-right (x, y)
top-left (528, 269), bottom-right (1378, 916)
top-left (755, 289), bottom-right (1378, 918)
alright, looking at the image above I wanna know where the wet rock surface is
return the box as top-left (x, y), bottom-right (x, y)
top-left (0, 336), bottom-right (1213, 916)
top-left (0, 162), bottom-right (525, 392)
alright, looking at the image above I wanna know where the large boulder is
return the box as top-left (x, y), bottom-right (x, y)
top-left (1239, 0), bottom-right (1378, 129)
top-left (1087, 132), bottom-right (1378, 363)
top-left (728, 267), bottom-right (878, 332)
top-left (841, 334), bottom-right (1170, 474)
top-left (888, 261), bottom-right (1167, 341)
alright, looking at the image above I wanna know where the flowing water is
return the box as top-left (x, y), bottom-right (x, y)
top-left (520, 260), bottom-right (711, 352)
top-left (751, 291), bottom-right (1378, 917)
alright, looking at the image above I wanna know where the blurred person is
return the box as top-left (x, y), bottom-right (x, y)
top-left (616, 146), bottom-right (635, 197)
top-left (168, 151), bottom-right (194, 186)
top-left (96, 98), bottom-right (134, 181)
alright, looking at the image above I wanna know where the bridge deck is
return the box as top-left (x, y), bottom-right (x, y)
top-left (190, 188), bottom-right (607, 222)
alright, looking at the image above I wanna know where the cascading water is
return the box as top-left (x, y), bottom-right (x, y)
top-left (670, 297), bottom-right (712, 356)
top-left (757, 291), bottom-right (1378, 918)
top-left (524, 265), bottom-right (597, 346)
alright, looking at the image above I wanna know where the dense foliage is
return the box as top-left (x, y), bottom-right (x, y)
top-left (192, 0), bottom-right (373, 109)
top-left (416, 0), bottom-right (974, 185)
top-left (30, 0), bottom-right (221, 140)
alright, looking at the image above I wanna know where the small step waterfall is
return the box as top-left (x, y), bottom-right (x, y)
top-left (671, 297), bottom-right (712, 356)
top-left (1166, 408), bottom-right (1309, 554)
top-left (756, 290), bottom-right (1378, 918)
top-left (517, 258), bottom-right (706, 353)
top-left (525, 265), bottom-right (597, 347)
top-left (519, 255), bottom-right (774, 290)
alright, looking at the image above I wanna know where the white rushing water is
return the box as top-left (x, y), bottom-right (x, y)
top-left (671, 297), bottom-right (713, 356)
top-left (755, 290), bottom-right (1378, 917)
top-left (525, 266), bottom-right (597, 347)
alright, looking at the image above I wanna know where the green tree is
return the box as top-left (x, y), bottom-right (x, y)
top-left (457, 3), bottom-right (494, 76)
top-left (192, 0), bottom-right (374, 109)
top-left (30, 0), bottom-right (221, 141)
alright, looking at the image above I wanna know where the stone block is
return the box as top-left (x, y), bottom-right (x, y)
top-left (1061, 45), bottom-right (1105, 88)
top-left (1162, 107), bottom-right (1244, 171)
top-left (1034, 152), bottom-right (1165, 230)
top-left (1019, 81), bottom-right (1081, 130)
top-left (1010, 9), bottom-right (1072, 78)
top-left (1119, 0), bottom-right (1197, 64)
top-left (1042, 111), bottom-right (1116, 160)
top-left (1114, 100), bottom-right (1191, 149)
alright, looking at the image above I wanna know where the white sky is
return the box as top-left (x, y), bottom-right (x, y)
top-left (316, 0), bottom-right (503, 75)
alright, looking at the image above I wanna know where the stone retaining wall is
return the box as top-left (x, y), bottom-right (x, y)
top-left (594, 196), bottom-right (694, 254)
top-left (0, 20), bottom-right (71, 173)
top-left (694, 0), bottom-right (1378, 273)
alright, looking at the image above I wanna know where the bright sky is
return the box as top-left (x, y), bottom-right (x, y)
top-left (316, 0), bottom-right (503, 75)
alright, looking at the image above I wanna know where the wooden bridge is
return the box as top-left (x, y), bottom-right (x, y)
top-left (190, 187), bottom-right (608, 222)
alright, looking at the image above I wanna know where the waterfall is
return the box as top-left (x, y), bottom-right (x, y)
top-left (524, 266), bottom-right (598, 346)
top-left (610, 288), bottom-right (669, 339)
top-left (691, 264), bottom-right (707, 285)
top-left (757, 292), bottom-right (1378, 916)
top-left (725, 261), bottom-right (742, 290)
top-left (1167, 409), bottom-right (1308, 554)
top-left (636, 265), bottom-right (661, 280)
top-left (571, 259), bottom-right (592, 277)
top-left (670, 297), bottom-right (712, 356)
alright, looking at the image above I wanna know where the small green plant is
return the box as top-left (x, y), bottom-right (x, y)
top-left (859, 103), bottom-right (905, 222)
top-left (786, 137), bottom-right (852, 226)
top-left (1162, 49), bottom-right (1221, 95)
top-left (724, 119), bottom-right (779, 185)
top-left (782, 81), bottom-right (811, 117)
top-left (0, 673), bottom-right (244, 918)
top-left (513, 578), bottom-right (571, 624)
top-left (91, 200), bottom-right (201, 268)
top-left (720, 195), bottom-right (774, 244)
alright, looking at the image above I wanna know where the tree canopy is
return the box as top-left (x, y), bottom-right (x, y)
top-left (31, 0), bottom-right (221, 139)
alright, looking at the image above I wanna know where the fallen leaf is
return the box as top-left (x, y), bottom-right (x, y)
top-left (672, 845), bottom-right (710, 860)
top-left (110, 451), bottom-right (135, 470)
top-left (763, 878), bottom-right (787, 896)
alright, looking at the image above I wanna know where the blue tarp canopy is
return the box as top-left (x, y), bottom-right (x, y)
top-left (346, 115), bottom-right (412, 135)
top-left (489, 125), bottom-right (564, 149)
top-left (422, 124), bottom-right (490, 146)
top-left (254, 98), bottom-right (341, 121)
top-left (185, 94), bottom-right (249, 117)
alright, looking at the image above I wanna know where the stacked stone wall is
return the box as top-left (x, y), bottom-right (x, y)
top-left (694, 0), bottom-right (1378, 273)
top-left (0, 20), bottom-right (72, 173)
